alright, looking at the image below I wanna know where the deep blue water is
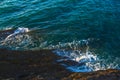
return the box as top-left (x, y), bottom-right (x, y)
top-left (0, 0), bottom-right (120, 72)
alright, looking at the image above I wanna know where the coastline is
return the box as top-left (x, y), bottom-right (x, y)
top-left (0, 0), bottom-right (120, 79)
top-left (0, 49), bottom-right (120, 80)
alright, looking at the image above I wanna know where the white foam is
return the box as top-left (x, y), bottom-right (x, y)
top-left (3, 27), bottom-right (29, 42)
top-left (53, 49), bottom-right (120, 72)
top-left (77, 54), bottom-right (97, 63)
top-left (47, 40), bottom-right (89, 50)
top-left (14, 27), bottom-right (29, 34)
top-left (0, 27), bottom-right (33, 50)
top-left (54, 49), bottom-right (98, 72)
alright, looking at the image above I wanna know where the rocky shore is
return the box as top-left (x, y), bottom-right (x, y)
top-left (0, 49), bottom-right (120, 80)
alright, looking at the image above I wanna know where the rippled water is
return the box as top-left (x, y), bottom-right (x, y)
top-left (0, 0), bottom-right (120, 72)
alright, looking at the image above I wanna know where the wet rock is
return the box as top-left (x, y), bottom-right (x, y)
top-left (0, 49), bottom-right (120, 80)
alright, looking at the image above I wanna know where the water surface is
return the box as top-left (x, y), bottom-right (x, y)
top-left (0, 0), bottom-right (120, 72)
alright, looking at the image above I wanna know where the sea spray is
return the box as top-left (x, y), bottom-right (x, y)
top-left (0, 27), bottom-right (32, 50)
top-left (53, 49), bottom-right (97, 72)
top-left (53, 40), bottom-right (120, 72)
top-left (4, 27), bottom-right (29, 42)
top-left (0, 28), bottom-right (119, 71)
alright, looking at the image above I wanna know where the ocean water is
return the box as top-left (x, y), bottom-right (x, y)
top-left (0, 0), bottom-right (120, 72)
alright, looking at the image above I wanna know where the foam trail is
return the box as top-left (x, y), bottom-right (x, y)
top-left (52, 39), bottom-right (120, 72)
top-left (3, 27), bottom-right (29, 44)
top-left (52, 40), bottom-right (95, 72)
top-left (54, 49), bottom-right (97, 72)
top-left (0, 27), bottom-right (34, 50)
top-left (53, 46), bottom-right (120, 72)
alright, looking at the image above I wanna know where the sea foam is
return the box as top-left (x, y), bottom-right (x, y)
top-left (53, 40), bottom-right (120, 72)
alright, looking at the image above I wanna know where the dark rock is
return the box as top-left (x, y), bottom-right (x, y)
top-left (0, 49), bottom-right (120, 80)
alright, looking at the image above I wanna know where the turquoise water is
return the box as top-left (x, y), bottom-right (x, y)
top-left (0, 0), bottom-right (120, 72)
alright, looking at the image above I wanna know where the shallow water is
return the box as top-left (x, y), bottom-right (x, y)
top-left (0, 0), bottom-right (120, 72)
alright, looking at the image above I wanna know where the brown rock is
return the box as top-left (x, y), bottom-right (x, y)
top-left (0, 49), bottom-right (120, 80)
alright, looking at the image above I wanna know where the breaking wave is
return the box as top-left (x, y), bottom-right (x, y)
top-left (53, 49), bottom-right (120, 72)
top-left (0, 27), bottom-right (120, 72)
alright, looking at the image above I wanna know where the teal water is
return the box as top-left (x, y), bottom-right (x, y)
top-left (0, 0), bottom-right (120, 72)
